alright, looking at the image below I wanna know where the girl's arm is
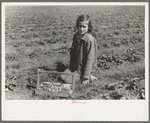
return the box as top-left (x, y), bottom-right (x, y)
top-left (82, 40), bottom-right (94, 80)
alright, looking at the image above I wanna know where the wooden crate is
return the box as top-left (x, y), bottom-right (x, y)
top-left (35, 69), bottom-right (75, 98)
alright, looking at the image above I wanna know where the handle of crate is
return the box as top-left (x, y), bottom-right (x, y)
top-left (37, 70), bottom-right (76, 92)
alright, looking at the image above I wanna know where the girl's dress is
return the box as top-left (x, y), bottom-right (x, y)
top-left (70, 32), bottom-right (97, 80)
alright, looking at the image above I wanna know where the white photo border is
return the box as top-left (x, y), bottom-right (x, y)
top-left (1, 2), bottom-right (149, 121)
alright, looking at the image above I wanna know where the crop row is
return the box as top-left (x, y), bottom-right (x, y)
top-left (97, 48), bottom-right (144, 70)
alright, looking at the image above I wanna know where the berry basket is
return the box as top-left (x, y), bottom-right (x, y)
top-left (34, 69), bottom-right (75, 98)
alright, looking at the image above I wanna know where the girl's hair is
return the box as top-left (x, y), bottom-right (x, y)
top-left (75, 14), bottom-right (96, 38)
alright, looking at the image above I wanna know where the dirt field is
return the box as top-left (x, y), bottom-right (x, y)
top-left (5, 6), bottom-right (145, 100)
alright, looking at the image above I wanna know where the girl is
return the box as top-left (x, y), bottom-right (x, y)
top-left (69, 14), bottom-right (97, 86)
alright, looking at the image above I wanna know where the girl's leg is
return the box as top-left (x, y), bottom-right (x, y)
top-left (81, 75), bottom-right (98, 86)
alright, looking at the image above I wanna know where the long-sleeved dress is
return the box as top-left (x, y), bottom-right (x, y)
top-left (70, 32), bottom-right (97, 80)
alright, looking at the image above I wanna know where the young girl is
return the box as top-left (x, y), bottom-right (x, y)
top-left (69, 14), bottom-right (97, 86)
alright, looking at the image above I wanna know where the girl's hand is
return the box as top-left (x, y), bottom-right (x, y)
top-left (82, 80), bottom-right (89, 86)
top-left (80, 79), bottom-right (89, 86)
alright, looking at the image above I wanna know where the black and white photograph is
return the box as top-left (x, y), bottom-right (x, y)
top-left (2, 2), bottom-right (149, 121)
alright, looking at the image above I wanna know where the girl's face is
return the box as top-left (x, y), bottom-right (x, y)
top-left (77, 21), bottom-right (89, 35)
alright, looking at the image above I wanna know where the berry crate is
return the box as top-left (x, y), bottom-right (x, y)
top-left (34, 69), bottom-right (75, 98)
